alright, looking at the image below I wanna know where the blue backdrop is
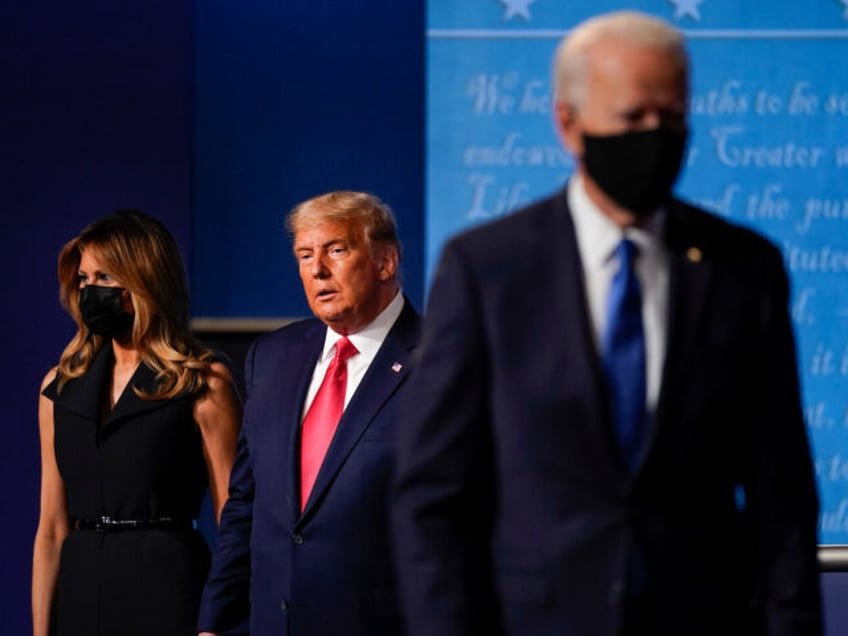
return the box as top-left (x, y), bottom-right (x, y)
top-left (425, 0), bottom-right (848, 546)
top-left (192, 1), bottom-right (425, 318)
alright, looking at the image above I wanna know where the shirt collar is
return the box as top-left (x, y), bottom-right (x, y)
top-left (567, 174), bottom-right (667, 268)
top-left (320, 290), bottom-right (405, 362)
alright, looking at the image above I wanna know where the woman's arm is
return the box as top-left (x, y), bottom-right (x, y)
top-left (32, 368), bottom-right (70, 636)
top-left (194, 361), bottom-right (242, 523)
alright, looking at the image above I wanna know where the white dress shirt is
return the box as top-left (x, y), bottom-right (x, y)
top-left (302, 290), bottom-right (405, 420)
top-left (568, 175), bottom-right (669, 414)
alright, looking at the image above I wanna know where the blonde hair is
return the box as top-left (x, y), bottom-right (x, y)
top-left (553, 10), bottom-right (688, 106)
top-left (286, 190), bottom-right (403, 279)
top-left (56, 209), bottom-right (212, 399)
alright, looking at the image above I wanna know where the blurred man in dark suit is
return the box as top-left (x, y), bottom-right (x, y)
top-left (393, 11), bottom-right (821, 636)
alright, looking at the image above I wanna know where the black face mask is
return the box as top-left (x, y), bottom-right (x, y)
top-left (582, 127), bottom-right (687, 216)
top-left (79, 285), bottom-right (134, 338)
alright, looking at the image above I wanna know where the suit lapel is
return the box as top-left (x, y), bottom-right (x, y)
top-left (48, 345), bottom-right (191, 439)
top-left (49, 344), bottom-right (113, 423)
top-left (280, 324), bottom-right (325, 522)
top-left (299, 302), bottom-right (420, 520)
top-left (104, 362), bottom-right (189, 433)
top-left (546, 191), bottom-right (627, 486)
top-left (648, 200), bottom-right (714, 456)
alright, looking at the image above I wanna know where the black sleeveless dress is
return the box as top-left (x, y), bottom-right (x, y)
top-left (42, 346), bottom-right (211, 636)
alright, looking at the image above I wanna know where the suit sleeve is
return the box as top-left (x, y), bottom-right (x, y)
top-left (748, 247), bottom-right (822, 635)
top-left (393, 238), bottom-right (501, 636)
top-left (197, 341), bottom-right (259, 635)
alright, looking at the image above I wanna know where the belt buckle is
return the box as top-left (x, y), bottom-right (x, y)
top-left (96, 516), bottom-right (113, 532)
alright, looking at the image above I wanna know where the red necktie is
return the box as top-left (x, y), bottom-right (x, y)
top-left (300, 336), bottom-right (358, 511)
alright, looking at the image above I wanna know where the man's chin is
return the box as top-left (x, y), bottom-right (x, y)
top-left (316, 308), bottom-right (351, 331)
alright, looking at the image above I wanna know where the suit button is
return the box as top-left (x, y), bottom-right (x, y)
top-left (293, 533), bottom-right (304, 545)
top-left (280, 600), bottom-right (288, 611)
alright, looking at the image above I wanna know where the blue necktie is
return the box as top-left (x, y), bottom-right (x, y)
top-left (602, 238), bottom-right (646, 471)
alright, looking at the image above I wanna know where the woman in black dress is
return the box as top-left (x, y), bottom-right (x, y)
top-left (32, 210), bottom-right (242, 636)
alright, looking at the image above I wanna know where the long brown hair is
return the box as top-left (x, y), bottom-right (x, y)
top-left (56, 209), bottom-right (212, 399)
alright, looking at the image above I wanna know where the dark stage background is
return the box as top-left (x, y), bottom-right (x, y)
top-left (2, 2), bottom-right (844, 634)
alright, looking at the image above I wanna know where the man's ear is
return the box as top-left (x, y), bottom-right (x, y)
top-left (376, 246), bottom-right (399, 283)
top-left (554, 101), bottom-right (583, 157)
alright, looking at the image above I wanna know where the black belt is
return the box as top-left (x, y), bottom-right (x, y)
top-left (74, 516), bottom-right (195, 532)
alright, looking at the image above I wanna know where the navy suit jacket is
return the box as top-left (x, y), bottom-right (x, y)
top-left (199, 300), bottom-right (420, 636)
top-left (393, 190), bottom-right (821, 636)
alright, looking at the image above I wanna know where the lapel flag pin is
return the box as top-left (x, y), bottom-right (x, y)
top-left (686, 247), bottom-right (703, 263)
top-left (391, 362), bottom-right (403, 373)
